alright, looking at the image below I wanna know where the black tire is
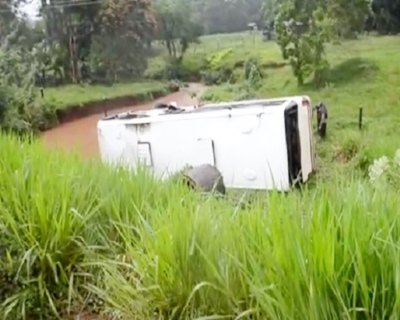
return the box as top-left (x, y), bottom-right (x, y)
top-left (154, 102), bottom-right (169, 109)
top-left (183, 164), bottom-right (226, 195)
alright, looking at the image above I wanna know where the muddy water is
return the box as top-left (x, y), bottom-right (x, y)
top-left (41, 83), bottom-right (206, 159)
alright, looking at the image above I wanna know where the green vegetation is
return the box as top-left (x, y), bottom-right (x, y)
top-left (1, 0), bottom-right (400, 318)
top-left (1, 33), bottom-right (400, 318)
top-left (1, 0), bottom-right (399, 135)
top-left (0, 53), bottom-right (169, 134)
top-left (274, 0), bottom-right (370, 85)
top-left (1, 133), bottom-right (400, 319)
top-left (154, 0), bottom-right (203, 64)
top-left (44, 81), bottom-right (169, 111)
top-left (0, 48), bottom-right (55, 134)
top-left (31, 0), bottom-right (157, 84)
top-left (0, 0), bottom-right (165, 135)
top-left (146, 32), bottom-right (278, 84)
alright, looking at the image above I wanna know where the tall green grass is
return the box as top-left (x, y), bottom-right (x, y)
top-left (1, 133), bottom-right (400, 319)
top-left (0, 134), bottom-right (179, 318)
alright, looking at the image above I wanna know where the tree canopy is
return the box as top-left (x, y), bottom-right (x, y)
top-left (155, 0), bottom-right (202, 63)
top-left (35, 0), bottom-right (157, 84)
top-left (273, 0), bottom-right (388, 86)
top-left (0, 0), bottom-right (398, 89)
top-left (371, 0), bottom-right (400, 33)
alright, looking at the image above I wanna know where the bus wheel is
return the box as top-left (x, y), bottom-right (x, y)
top-left (182, 164), bottom-right (226, 195)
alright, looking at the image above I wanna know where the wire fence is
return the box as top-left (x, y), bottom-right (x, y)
top-left (152, 31), bottom-right (275, 57)
top-left (189, 34), bottom-right (272, 54)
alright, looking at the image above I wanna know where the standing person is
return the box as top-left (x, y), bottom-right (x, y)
top-left (315, 102), bottom-right (328, 138)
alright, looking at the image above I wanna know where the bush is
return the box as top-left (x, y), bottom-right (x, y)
top-left (144, 57), bottom-right (167, 80)
top-left (244, 57), bottom-right (264, 89)
top-left (368, 150), bottom-right (400, 188)
top-left (334, 136), bottom-right (361, 163)
top-left (0, 48), bottom-right (56, 135)
top-left (146, 58), bottom-right (204, 82)
top-left (167, 79), bottom-right (181, 92)
top-left (200, 67), bottom-right (234, 85)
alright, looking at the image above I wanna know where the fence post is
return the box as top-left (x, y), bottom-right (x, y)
top-left (40, 68), bottom-right (45, 98)
top-left (359, 107), bottom-right (363, 130)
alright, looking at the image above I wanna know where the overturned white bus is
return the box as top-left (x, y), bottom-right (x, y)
top-left (97, 96), bottom-right (316, 192)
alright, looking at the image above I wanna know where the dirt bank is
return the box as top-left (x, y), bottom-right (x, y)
top-left (41, 83), bottom-right (206, 159)
top-left (55, 88), bottom-right (174, 125)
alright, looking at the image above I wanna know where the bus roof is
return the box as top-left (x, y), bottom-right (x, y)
top-left (99, 96), bottom-right (308, 124)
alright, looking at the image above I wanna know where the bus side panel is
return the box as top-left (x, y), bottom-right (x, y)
top-left (97, 121), bottom-right (128, 167)
top-left (123, 109), bottom-right (290, 191)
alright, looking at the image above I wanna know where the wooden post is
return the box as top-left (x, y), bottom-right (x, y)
top-left (40, 68), bottom-right (45, 98)
top-left (359, 107), bottom-right (363, 130)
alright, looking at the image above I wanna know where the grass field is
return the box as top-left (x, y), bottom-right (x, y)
top-left (1, 33), bottom-right (400, 319)
top-left (44, 81), bottom-right (169, 111)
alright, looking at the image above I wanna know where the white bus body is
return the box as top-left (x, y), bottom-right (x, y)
top-left (97, 96), bottom-right (315, 191)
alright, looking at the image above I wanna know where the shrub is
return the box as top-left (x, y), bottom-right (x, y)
top-left (205, 48), bottom-right (233, 70)
top-left (244, 58), bottom-right (264, 90)
top-left (368, 149), bottom-right (400, 188)
top-left (334, 137), bottom-right (361, 163)
top-left (0, 48), bottom-right (55, 135)
top-left (200, 67), bottom-right (233, 86)
top-left (144, 57), bottom-right (167, 80)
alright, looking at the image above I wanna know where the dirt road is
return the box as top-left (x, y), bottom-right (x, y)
top-left (41, 83), bottom-right (206, 159)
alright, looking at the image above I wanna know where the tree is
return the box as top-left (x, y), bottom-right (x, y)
top-left (275, 0), bottom-right (335, 86)
top-left (275, 0), bottom-right (372, 86)
top-left (263, 0), bottom-right (277, 27)
top-left (0, 0), bottom-right (30, 41)
top-left (262, 0), bottom-right (277, 39)
top-left (174, 0), bottom-right (265, 35)
top-left (39, 0), bottom-right (103, 83)
top-left (90, 0), bottom-right (157, 81)
top-left (328, 0), bottom-right (371, 38)
top-left (0, 47), bottom-right (55, 134)
top-left (155, 0), bottom-right (202, 63)
top-left (371, 0), bottom-right (400, 34)
top-left (38, 0), bottom-right (157, 83)
top-left (201, 0), bottom-right (255, 34)
top-left (0, 2), bottom-right (58, 134)
top-left (0, 1), bottom-right (16, 40)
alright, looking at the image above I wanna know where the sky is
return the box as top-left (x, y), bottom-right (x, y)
top-left (20, 0), bottom-right (40, 19)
